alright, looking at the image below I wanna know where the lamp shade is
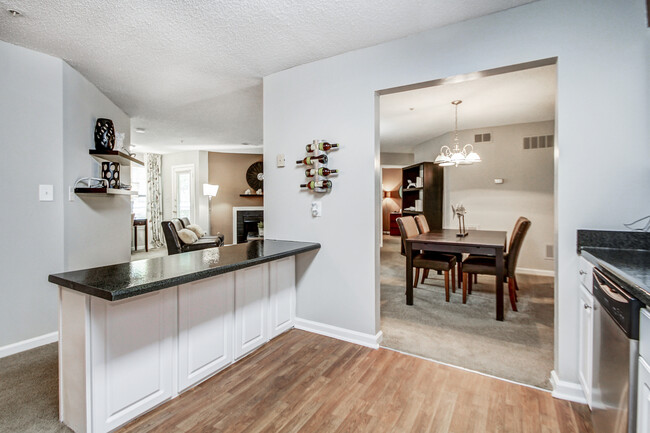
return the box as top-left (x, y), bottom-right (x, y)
top-left (203, 183), bottom-right (219, 197)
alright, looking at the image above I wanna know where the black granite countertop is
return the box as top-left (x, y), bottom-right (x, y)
top-left (49, 240), bottom-right (320, 301)
top-left (578, 230), bottom-right (650, 305)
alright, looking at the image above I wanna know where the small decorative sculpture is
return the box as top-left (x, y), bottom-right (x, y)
top-left (406, 180), bottom-right (417, 189)
top-left (94, 118), bottom-right (115, 151)
top-left (452, 203), bottom-right (468, 237)
top-left (101, 162), bottom-right (120, 188)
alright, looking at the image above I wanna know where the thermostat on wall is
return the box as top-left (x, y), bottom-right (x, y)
top-left (494, 178), bottom-right (504, 184)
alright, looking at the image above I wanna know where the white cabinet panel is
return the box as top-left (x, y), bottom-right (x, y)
top-left (578, 256), bottom-right (594, 291)
top-left (269, 257), bottom-right (295, 338)
top-left (235, 264), bottom-right (269, 359)
top-left (178, 274), bottom-right (234, 391)
top-left (90, 289), bottom-right (175, 433)
top-left (578, 283), bottom-right (594, 408)
top-left (638, 357), bottom-right (650, 433)
top-left (640, 309), bottom-right (650, 362)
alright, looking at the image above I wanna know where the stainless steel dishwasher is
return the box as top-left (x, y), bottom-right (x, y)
top-left (592, 268), bottom-right (643, 433)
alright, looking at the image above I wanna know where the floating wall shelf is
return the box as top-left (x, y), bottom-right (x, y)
top-left (239, 194), bottom-right (263, 198)
top-left (74, 187), bottom-right (137, 196)
top-left (89, 149), bottom-right (143, 166)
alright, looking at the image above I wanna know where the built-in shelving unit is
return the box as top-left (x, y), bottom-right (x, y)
top-left (401, 162), bottom-right (444, 229)
top-left (239, 194), bottom-right (264, 198)
top-left (89, 149), bottom-right (143, 166)
top-left (74, 187), bottom-right (137, 196)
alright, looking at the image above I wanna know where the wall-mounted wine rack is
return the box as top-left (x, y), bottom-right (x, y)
top-left (297, 140), bottom-right (339, 193)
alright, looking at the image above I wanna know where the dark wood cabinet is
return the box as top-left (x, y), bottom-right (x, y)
top-left (401, 162), bottom-right (444, 229)
top-left (389, 212), bottom-right (401, 236)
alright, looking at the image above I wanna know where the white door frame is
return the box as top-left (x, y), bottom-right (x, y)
top-left (171, 164), bottom-right (196, 223)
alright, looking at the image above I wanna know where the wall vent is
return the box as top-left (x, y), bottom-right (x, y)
top-left (523, 135), bottom-right (554, 150)
top-left (474, 133), bottom-right (492, 143)
top-left (545, 244), bottom-right (554, 260)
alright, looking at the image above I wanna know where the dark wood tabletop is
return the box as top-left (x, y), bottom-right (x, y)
top-left (405, 229), bottom-right (508, 321)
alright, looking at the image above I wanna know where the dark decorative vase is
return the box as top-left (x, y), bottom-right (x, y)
top-left (101, 162), bottom-right (120, 188)
top-left (94, 118), bottom-right (115, 151)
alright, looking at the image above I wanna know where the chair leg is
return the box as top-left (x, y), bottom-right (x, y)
top-left (457, 261), bottom-right (462, 289)
top-left (414, 268), bottom-right (420, 289)
top-left (508, 278), bottom-right (518, 312)
top-left (468, 275), bottom-right (473, 294)
top-left (437, 270), bottom-right (442, 275)
top-left (511, 276), bottom-right (518, 301)
top-left (514, 277), bottom-right (520, 291)
top-left (422, 269), bottom-right (429, 284)
top-left (462, 273), bottom-right (468, 304)
top-left (474, 274), bottom-right (478, 284)
top-left (444, 271), bottom-right (450, 302)
top-left (451, 267), bottom-right (456, 293)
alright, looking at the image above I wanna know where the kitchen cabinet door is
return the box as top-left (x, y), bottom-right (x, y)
top-left (269, 256), bottom-right (295, 338)
top-left (178, 274), bottom-right (234, 392)
top-left (90, 288), bottom-right (176, 433)
top-left (578, 283), bottom-right (594, 408)
top-left (234, 264), bottom-right (269, 359)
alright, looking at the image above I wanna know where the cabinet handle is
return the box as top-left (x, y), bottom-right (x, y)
top-left (584, 304), bottom-right (591, 310)
top-left (579, 270), bottom-right (586, 275)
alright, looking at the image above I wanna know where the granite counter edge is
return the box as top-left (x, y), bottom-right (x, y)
top-left (49, 243), bottom-right (321, 301)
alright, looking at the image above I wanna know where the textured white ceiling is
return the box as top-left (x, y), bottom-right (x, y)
top-left (380, 64), bottom-right (557, 153)
top-left (0, 0), bottom-right (535, 153)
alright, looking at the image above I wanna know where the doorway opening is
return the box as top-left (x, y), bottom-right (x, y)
top-left (377, 59), bottom-right (558, 390)
top-left (172, 164), bottom-right (196, 222)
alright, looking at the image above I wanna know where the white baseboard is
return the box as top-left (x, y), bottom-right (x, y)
top-left (0, 331), bottom-right (59, 359)
top-left (517, 267), bottom-right (555, 277)
top-left (294, 318), bottom-right (383, 349)
top-left (550, 370), bottom-right (587, 404)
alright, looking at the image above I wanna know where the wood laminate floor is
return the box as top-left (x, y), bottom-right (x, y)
top-left (119, 329), bottom-right (592, 433)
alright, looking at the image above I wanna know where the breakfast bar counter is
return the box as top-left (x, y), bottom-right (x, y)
top-left (48, 240), bottom-right (319, 433)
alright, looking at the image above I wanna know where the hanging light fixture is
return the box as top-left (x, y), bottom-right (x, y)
top-left (434, 100), bottom-right (481, 167)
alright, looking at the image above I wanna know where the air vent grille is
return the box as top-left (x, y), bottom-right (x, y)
top-left (523, 134), bottom-right (554, 150)
top-left (474, 133), bottom-right (492, 143)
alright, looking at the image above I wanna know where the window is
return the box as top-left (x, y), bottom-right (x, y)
top-left (131, 165), bottom-right (147, 218)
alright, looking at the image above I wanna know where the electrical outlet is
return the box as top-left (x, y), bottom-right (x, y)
top-left (39, 184), bottom-right (54, 201)
top-left (276, 154), bottom-right (285, 167)
top-left (69, 186), bottom-right (75, 202)
top-left (311, 201), bottom-right (322, 217)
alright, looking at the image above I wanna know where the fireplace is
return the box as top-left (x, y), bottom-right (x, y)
top-left (232, 207), bottom-right (263, 244)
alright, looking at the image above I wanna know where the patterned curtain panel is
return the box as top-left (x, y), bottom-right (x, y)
top-left (146, 153), bottom-right (164, 248)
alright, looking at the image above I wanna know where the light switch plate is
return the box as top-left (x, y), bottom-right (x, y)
top-left (494, 178), bottom-right (504, 184)
top-left (39, 184), bottom-right (54, 201)
top-left (276, 154), bottom-right (285, 167)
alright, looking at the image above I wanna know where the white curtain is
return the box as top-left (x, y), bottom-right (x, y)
top-left (146, 153), bottom-right (164, 248)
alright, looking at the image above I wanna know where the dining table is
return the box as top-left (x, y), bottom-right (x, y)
top-left (405, 229), bottom-right (508, 321)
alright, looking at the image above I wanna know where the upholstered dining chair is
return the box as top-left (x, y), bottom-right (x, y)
top-left (397, 216), bottom-right (457, 302)
top-left (414, 214), bottom-right (464, 290)
top-left (461, 217), bottom-right (531, 311)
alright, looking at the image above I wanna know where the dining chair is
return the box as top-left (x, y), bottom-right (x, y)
top-left (461, 217), bottom-right (531, 311)
top-left (414, 214), bottom-right (463, 290)
top-left (397, 216), bottom-right (457, 302)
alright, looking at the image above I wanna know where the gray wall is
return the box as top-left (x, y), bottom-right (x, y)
top-left (413, 121), bottom-right (555, 271)
top-left (0, 41), bottom-right (132, 349)
top-left (0, 41), bottom-right (64, 347)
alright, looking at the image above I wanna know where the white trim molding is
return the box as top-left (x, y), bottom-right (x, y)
top-left (294, 318), bottom-right (383, 349)
top-left (517, 268), bottom-right (555, 277)
top-left (0, 331), bottom-right (59, 359)
top-left (550, 370), bottom-right (587, 404)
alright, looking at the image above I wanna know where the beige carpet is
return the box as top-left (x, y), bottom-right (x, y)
top-left (0, 343), bottom-right (72, 432)
top-left (380, 235), bottom-right (554, 390)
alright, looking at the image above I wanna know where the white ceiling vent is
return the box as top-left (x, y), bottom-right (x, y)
top-left (523, 135), bottom-right (554, 150)
top-left (474, 132), bottom-right (492, 143)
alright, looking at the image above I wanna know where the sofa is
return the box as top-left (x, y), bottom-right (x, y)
top-left (161, 219), bottom-right (223, 255)
top-left (179, 217), bottom-right (225, 245)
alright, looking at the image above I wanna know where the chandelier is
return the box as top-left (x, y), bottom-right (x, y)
top-left (434, 100), bottom-right (481, 167)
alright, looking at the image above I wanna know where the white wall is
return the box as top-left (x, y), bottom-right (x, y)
top-left (62, 62), bottom-right (132, 270)
top-left (161, 150), bottom-right (209, 230)
top-left (380, 152), bottom-right (414, 166)
top-left (0, 41), bottom-right (64, 347)
top-left (264, 0), bottom-right (650, 391)
top-left (414, 121), bottom-right (554, 272)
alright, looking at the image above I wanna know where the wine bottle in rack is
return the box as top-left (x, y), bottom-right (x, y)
top-left (296, 155), bottom-right (328, 165)
top-left (300, 180), bottom-right (333, 190)
top-left (305, 167), bottom-right (339, 177)
top-left (305, 141), bottom-right (339, 152)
